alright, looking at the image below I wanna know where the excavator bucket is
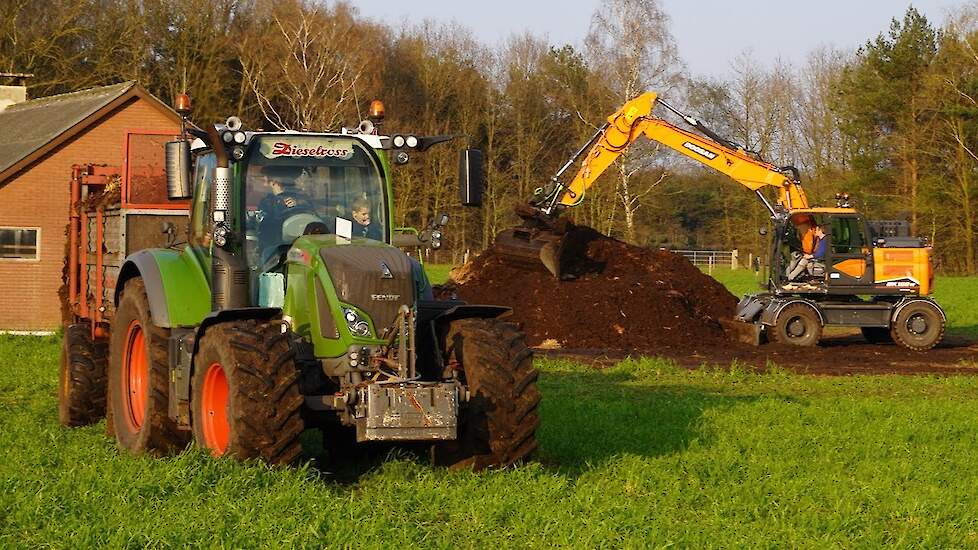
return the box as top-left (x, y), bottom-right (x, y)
top-left (494, 227), bottom-right (569, 278)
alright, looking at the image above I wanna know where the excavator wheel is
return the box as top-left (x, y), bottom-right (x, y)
top-left (769, 303), bottom-right (822, 347)
top-left (891, 300), bottom-right (945, 351)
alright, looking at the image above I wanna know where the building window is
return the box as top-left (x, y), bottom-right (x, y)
top-left (0, 227), bottom-right (39, 260)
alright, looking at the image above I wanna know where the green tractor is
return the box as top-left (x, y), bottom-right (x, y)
top-left (62, 99), bottom-right (540, 469)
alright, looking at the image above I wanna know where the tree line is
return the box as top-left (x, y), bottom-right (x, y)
top-left (3, 0), bottom-right (978, 272)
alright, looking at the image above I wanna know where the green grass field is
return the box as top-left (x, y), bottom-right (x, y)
top-left (4, 336), bottom-right (978, 546)
top-left (2, 269), bottom-right (977, 546)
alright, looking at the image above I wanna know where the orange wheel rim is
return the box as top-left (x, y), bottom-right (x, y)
top-left (201, 362), bottom-right (230, 456)
top-left (123, 320), bottom-right (148, 431)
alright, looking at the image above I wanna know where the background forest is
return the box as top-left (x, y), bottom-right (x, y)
top-left (4, 0), bottom-right (978, 272)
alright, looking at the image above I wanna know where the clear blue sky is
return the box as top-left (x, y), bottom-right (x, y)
top-left (354, 0), bottom-right (966, 77)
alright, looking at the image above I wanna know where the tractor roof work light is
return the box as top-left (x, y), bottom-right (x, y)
top-left (174, 93), bottom-right (192, 116)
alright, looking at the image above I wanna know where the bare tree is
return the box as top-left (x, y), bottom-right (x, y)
top-left (240, 1), bottom-right (362, 131)
top-left (586, 0), bottom-right (683, 242)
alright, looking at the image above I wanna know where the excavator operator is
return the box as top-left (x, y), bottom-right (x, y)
top-left (787, 224), bottom-right (827, 281)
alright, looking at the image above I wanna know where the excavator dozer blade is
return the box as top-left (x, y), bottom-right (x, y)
top-left (494, 228), bottom-right (568, 278)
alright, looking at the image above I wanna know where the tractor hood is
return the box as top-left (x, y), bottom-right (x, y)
top-left (317, 240), bottom-right (416, 336)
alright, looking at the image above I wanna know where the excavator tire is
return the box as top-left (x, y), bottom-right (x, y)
top-left (432, 318), bottom-right (540, 470)
top-left (58, 324), bottom-right (107, 427)
top-left (108, 278), bottom-right (190, 455)
top-left (891, 300), bottom-right (945, 351)
top-left (191, 319), bottom-right (305, 465)
top-left (769, 303), bottom-right (822, 347)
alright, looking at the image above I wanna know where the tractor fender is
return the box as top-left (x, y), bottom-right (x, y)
top-left (891, 298), bottom-right (946, 323)
top-left (418, 301), bottom-right (512, 329)
top-left (116, 249), bottom-right (211, 328)
top-left (759, 298), bottom-right (825, 327)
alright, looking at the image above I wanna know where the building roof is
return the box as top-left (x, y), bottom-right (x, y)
top-left (0, 81), bottom-right (181, 184)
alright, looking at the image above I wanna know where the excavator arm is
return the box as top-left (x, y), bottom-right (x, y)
top-left (539, 92), bottom-right (809, 214)
top-left (497, 91), bottom-right (810, 277)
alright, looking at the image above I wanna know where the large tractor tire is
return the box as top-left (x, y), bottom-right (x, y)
top-left (191, 319), bottom-right (305, 465)
top-left (58, 324), bottom-right (107, 427)
top-left (108, 278), bottom-right (189, 455)
top-left (769, 303), bottom-right (822, 347)
top-left (891, 300), bottom-right (945, 351)
top-left (433, 318), bottom-right (540, 470)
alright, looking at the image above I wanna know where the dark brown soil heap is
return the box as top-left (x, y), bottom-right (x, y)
top-left (449, 224), bottom-right (738, 349)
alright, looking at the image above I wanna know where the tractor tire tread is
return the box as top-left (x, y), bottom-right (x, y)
top-left (433, 318), bottom-right (540, 470)
top-left (59, 324), bottom-right (108, 427)
top-left (108, 278), bottom-right (190, 455)
top-left (193, 319), bottom-right (304, 465)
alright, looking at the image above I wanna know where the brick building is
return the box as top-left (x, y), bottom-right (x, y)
top-left (0, 81), bottom-right (181, 331)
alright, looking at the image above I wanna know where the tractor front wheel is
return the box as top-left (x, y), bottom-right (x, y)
top-left (433, 318), bottom-right (540, 470)
top-left (191, 319), bottom-right (305, 465)
top-left (108, 278), bottom-right (189, 454)
top-left (59, 324), bottom-right (107, 426)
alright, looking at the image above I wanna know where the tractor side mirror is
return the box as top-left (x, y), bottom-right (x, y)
top-left (458, 149), bottom-right (484, 207)
top-left (165, 140), bottom-right (193, 200)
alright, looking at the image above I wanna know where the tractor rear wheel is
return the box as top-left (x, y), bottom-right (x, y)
top-left (108, 278), bottom-right (189, 455)
top-left (191, 319), bottom-right (305, 465)
top-left (433, 318), bottom-right (540, 470)
top-left (891, 300), bottom-right (945, 351)
top-left (58, 324), bottom-right (107, 426)
top-left (770, 303), bottom-right (822, 347)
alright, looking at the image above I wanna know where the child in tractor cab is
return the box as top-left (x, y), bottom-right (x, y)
top-left (350, 197), bottom-right (382, 240)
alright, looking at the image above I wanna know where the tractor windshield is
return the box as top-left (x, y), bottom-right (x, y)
top-left (243, 135), bottom-right (387, 269)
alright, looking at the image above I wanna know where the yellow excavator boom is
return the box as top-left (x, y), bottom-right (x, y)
top-left (497, 91), bottom-right (812, 278)
top-left (556, 92), bottom-right (809, 212)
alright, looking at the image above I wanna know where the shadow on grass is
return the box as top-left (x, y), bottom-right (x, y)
top-left (297, 366), bottom-right (791, 482)
top-left (535, 368), bottom-right (780, 474)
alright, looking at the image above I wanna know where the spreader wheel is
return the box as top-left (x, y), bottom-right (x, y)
top-left (58, 324), bottom-right (107, 427)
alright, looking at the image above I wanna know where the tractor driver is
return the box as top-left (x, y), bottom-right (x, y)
top-left (256, 165), bottom-right (311, 257)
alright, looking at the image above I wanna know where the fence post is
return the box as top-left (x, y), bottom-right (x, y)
top-left (731, 249), bottom-right (738, 269)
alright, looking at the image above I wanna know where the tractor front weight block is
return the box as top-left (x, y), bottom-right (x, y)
top-left (355, 382), bottom-right (459, 442)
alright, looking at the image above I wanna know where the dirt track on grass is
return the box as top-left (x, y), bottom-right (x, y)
top-left (536, 333), bottom-right (978, 376)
